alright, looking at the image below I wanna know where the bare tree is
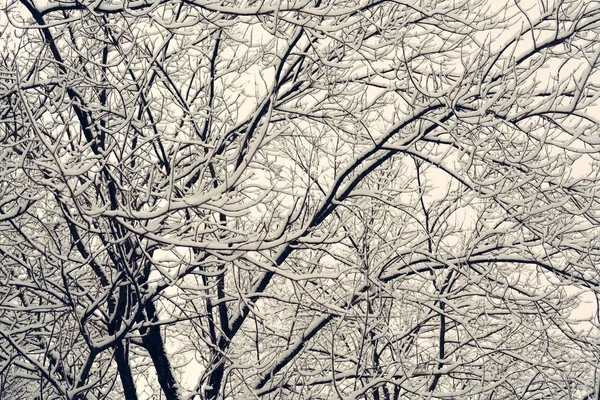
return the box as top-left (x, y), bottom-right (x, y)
top-left (1, 0), bottom-right (600, 399)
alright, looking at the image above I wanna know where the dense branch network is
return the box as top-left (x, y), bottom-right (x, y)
top-left (1, 0), bottom-right (600, 399)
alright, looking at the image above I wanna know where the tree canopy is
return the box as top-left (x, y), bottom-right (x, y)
top-left (1, 0), bottom-right (600, 399)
